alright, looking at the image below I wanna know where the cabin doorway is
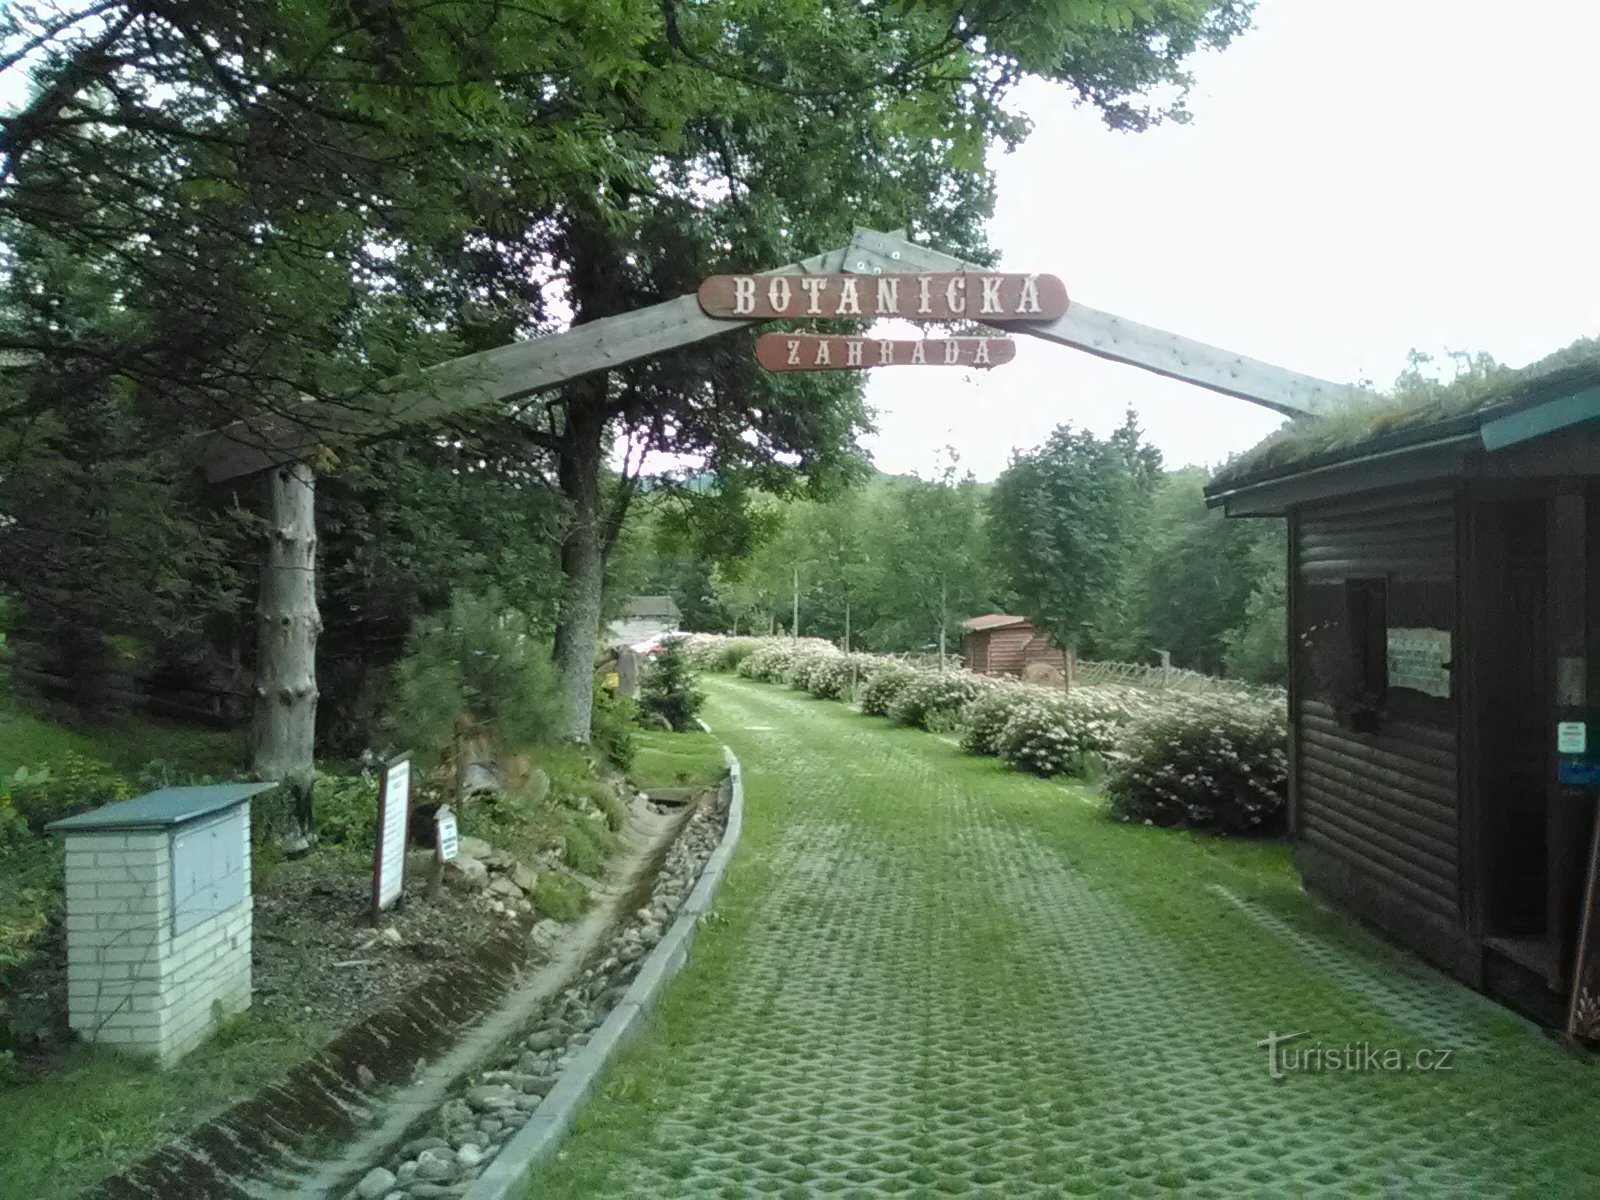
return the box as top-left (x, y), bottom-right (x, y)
top-left (1471, 497), bottom-right (1558, 986)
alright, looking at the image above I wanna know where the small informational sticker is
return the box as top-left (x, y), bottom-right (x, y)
top-left (1558, 721), bottom-right (1589, 754)
top-left (436, 806), bottom-right (459, 862)
top-left (1386, 628), bottom-right (1452, 698)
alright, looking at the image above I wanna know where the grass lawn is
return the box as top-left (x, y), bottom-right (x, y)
top-left (628, 728), bottom-right (726, 791)
top-left (0, 689), bottom-right (245, 779)
top-left (0, 1009), bottom-right (326, 1200)
top-left (531, 675), bottom-right (1600, 1198)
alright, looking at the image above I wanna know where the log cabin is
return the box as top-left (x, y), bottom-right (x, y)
top-left (1205, 341), bottom-right (1600, 1023)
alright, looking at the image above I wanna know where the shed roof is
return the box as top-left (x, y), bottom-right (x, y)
top-left (47, 782), bottom-right (276, 833)
top-left (960, 614), bottom-right (1031, 633)
top-left (1208, 338), bottom-right (1600, 495)
top-left (621, 595), bottom-right (681, 620)
top-left (1206, 339), bottom-right (1600, 512)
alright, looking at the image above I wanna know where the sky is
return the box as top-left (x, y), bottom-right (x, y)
top-left (861, 0), bottom-right (1600, 480)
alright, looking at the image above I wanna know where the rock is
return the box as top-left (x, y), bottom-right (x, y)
top-left (465, 1083), bottom-right (519, 1112)
top-left (444, 855), bottom-right (488, 891)
top-left (461, 761), bottom-right (504, 797)
top-left (409, 1185), bottom-right (455, 1199)
top-left (439, 1100), bottom-right (474, 1129)
top-left (527, 768), bottom-right (551, 805)
top-left (396, 1160), bottom-right (418, 1183)
top-left (356, 1166), bottom-right (396, 1199)
top-left (525, 1029), bottom-right (561, 1052)
top-left (514, 1092), bottom-right (542, 1111)
top-left (456, 1144), bottom-right (486, 1169)
top-left (511, 863), bottom-right (539, 894)
top-left (488, 875), bottom-right (522, 900)
top-left (512, 1072), bottom-right (552, 1094)
top-left (414, 1148), bottom-right (458, 1181)
top-left (355, 1063), bottom-right (377, 1089)
top-left (459, 835), bottom-right (494, 861)
top-left (483, 849), bottom-right (516, 870)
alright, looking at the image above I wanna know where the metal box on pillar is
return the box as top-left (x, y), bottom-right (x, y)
top-left (47, 782), bottom-right (274, 1065)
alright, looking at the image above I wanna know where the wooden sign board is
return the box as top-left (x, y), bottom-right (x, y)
top-left (756, 334), bottom-right (1014, 372)
top-left (700, 271), bottom-right (1067, 322)
top-left (371, 752), bottom-right (412, 917)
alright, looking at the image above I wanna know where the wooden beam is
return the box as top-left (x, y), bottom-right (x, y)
top-left (201, 241), bottom-right (862, 482)
top-left (841, 228), bottom-right (1363, 418)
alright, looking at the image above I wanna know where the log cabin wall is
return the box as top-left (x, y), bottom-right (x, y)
top-left (1289, 483), bottom-right (1478, 980)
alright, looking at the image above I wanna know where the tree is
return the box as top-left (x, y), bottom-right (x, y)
top-left (986, 411), bottom-right (1163, 662)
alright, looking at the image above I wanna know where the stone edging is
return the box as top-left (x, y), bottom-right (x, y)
top-left (464, 739), bottom-right (744, 1200)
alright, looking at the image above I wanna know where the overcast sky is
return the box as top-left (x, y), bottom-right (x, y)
top-left (863, 0), bottom-right (1600, 480)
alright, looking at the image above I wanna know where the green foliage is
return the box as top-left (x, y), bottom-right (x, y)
top-left (958, 688), bottom-right (1027, 757)
top-left (388, 588), bottom-right (564, 764)
top-left (533, 873), bottom-right (587, 923)
top-left (859, 666), bottom-right (922, 718)
top-left (4, 755), bottom-right (130, 835)
top-left (1106, 701), bottom-right (1289, 835)
top-left (639, 641), bottom-right (705, 733)
top-left (886, 671), bottom-right (986, 731)
top-left (308, 771), bottom-right (380, 855)
top-left (995, 700), bottom-right (1119, 778)
top-left (987, 411), bottom-right (1163, 656)
top-left (629, 729), bottom-right (727, 791)
top-left (591, 687), bottom-right (639, 770)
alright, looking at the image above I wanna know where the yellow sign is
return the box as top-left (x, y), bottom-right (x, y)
top-left (604, 672), bottom-right (620, 690)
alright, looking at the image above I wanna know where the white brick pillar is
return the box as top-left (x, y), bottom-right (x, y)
top-left (49, 783), bottom-right (273, 1066)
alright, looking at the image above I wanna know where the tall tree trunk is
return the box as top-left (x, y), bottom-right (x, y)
top-left (253, 460), bottom-right (320, 845)
top-left (792, 565), bottom-right (799, 640)
top-left (552, 390), bottom-right (607, 743)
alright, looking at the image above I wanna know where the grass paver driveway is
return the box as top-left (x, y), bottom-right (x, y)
top-left (533, 676), bottom-right (1600, 1197)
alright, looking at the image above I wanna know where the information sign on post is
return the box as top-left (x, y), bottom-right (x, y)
top-left (435, 806), bottom-right (459, 861)
top-left (371, 752), bottom-right (412, 919)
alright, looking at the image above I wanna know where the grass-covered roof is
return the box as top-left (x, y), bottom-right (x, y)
top-left (1209, 338), bottom-right (1600, 491)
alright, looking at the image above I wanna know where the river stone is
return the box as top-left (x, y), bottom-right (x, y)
top-left (513, 1072), bottom-right (553, 1094)
top-left (356, 1166), bottom-right (396, 1199)
top-left (514, 1092), bottom-right (542, 1111)
top-left (456, 1143), bottom-right (486, 1169)
top-left (511, 863), bottom-right (539, 893)
top-left (525, 1029), bottom-right (560, 1052)
top-left (488, 875), bottom-right (522, 899)
top-left (396, 1161), bottom-right (417, 1184)
top-left (439, 1099), bottom-right (473, 1128)
top-left (414, 1149), bottom-right (458, 1181)
top-left (400, 1139), bottom-right (451, 1158)
top-left (408, 1185), bottom-right (455, 1199)
top-left (443, 855), bottom-right (488, 891)
top-left (465, 1083), bottom-right (519, 1112)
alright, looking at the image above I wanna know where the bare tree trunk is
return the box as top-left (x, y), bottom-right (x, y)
top-left (253, 460), bottom-right (320, 846)
top-left (844, 599), bottom-right (851, 655)
top-left (792, 565), bottom-right (799, 641)
top-left (552, 393), bottom-right (606, 743)
top-left (938, 576), bottom-right (947, 670)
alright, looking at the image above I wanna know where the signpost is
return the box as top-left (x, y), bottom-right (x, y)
top-left (698, 271), bottom-right (1068, 322)
top-left (371, 752), bottom-right (412, 920)
top-left (754, 334), bottom-right (1014, 372)
top-left (428, 804), bottom-right (458, 900)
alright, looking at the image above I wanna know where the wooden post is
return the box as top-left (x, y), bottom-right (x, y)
top-left (844, 600), bottom-right (851, 655)
top-left (792, 565), bottom-right (799, 641)
top-left (253, 460), bottom-right (320, 846)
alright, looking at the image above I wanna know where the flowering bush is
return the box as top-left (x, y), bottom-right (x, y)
top-left (887, 671), bottom-right (987, 730)
top-left (784, 648), bottom-right (841, 692)
top-left (957, 686), bottom-right (1027, 755)
top-left (1105, 699), bottom-right (1288, 834)
top-left (737, 642), bottom-right (797, 681)
top-left (995, 698), bottom-right (1120, 777)
top-left (859, 665), bottom-right (923, 716)
top-left (679, 635), bottom-right (761, 672)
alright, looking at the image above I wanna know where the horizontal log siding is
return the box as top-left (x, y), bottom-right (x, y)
top-left (1293, 488), bottom-right (1460, 921)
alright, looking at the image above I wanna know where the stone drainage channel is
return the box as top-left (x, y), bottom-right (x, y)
top-left (329, 746), bottom-right (742, 1200)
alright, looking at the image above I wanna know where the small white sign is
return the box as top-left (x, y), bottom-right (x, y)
top-left (1559, 721), bottom-right (1589, 755)
top-left (436, 806), bottom-right (459, 861)
top-left (373, 755), bottom-right (412, 913)
top-left (1386, 627), bottom-right (1453, 699)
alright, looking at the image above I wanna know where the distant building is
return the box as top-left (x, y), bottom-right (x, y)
top-left (959, 614), bottom-right (1070, 679)
top-left (608, 595), bottom-right (683, 646)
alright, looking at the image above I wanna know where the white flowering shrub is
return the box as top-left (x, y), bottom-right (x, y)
top-left (859, 665), bottom-right (924, 716)
top-left (737, 642), bottom-right (797, 681)
top-left (995, 698), bottom-right (1121, 777)
top-left (1105, 699), bottom-right (1288, 834)
top-left (958, 686), bottom-right (1028, 755)
top-left (887, 671), bottom-right (987, 730)
top-left (784, 648), bottom-right (843, 692)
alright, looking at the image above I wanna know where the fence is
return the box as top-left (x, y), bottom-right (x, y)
top-left (1075, 659), bottom-right (1287, 704)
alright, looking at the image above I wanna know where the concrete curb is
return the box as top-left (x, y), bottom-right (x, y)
top-left (465, 740), bottom-right (744, 1200)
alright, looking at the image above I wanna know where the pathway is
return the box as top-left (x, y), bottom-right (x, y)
top-left (532, 676), bottom-right (1600, 1197)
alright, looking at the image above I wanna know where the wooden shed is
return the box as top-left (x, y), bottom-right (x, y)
top-left (1205, 346), bottom-right (1600, 1022)
top-left (960, 615), bottom-right (1071, 679)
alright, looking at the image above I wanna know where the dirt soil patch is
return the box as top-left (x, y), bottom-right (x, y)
top-left (252, 852), bottom-right (510, 1034)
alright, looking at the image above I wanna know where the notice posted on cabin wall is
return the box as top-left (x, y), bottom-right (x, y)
top-left (1386, 628), bottom-right (1452, 698)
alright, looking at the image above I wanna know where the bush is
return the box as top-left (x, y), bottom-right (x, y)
top-left (803, 654), bottom-right (864, 700)
top-left (591, 686), bottom-right (638, 768)
top-left (388, 587), bottom-right (565, 763)
top-left (958, 687), bottom-right (1026, 756)
top-left (712, 638), bottom-right (761, 672)
top-left (311, 770), bottom-right (380, 853)
top-left (886, 671), bottom-right (986, 730)
top-left (640, 640), bottom-right (705, 732)
top-left (783, 649), bottom-right (841, 693)
top-left (995, 698), bottom-right (1120, 777)
top-left (859, 665), bottom-right (922, 717)
top-left (737, 642), bottom-right (796, 682)
top-left (4, 754), bottom-right (130, 834)
top-left (1105, 700), bottom-right (1288, 834)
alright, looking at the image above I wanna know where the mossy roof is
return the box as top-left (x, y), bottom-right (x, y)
top-left (1207, 338), bottom-right (1600, 493)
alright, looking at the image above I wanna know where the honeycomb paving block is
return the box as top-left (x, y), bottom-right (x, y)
top-left (531, 679), bottom-right (1600, 1197)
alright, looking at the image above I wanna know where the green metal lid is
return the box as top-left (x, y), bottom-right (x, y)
top-left (46, 782), bottom-right (277, 833)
